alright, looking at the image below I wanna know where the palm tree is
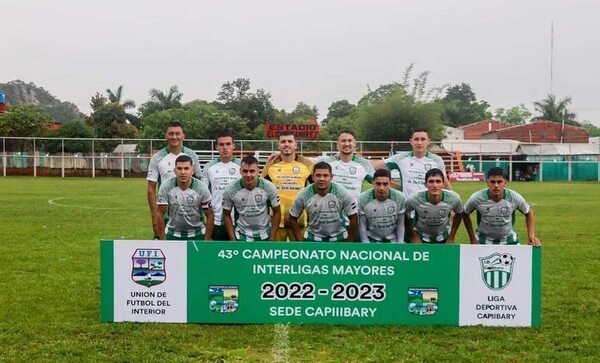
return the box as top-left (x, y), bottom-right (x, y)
top-left (139, 86), bottom-right (183, 117)
top-left (106, 86), bottom-right (139, 127)
top-left (533, 94), bottom-right (578, 125)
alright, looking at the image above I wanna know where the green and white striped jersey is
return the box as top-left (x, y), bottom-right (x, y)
top-left (146, 146), bottom-right (202, 184)
top-left (464, 188), bottom-right (530, 245)
top-left (157, 178), bottom-right (212, 239)
top-left (315, 155), bottom-right (374, 198)
top-left (405, 189), bottom-right (463, 243)
top-left (201, 157), bottom-right (241, 226)
top-left (290, 182), bottom-right (358, 242)
top-left (222, 178), bottom-right (280, 241)
top-left (358, 188), bottom-right (407, 242)
top-left (385, 151), bottom-right (446, 196)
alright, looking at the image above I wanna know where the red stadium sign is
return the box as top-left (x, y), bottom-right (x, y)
top-left (265, 123), bottom-right (320, 140)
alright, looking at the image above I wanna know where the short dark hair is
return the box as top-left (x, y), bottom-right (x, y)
top-left (278, 131), bottom-right (295, 139)
top-left (167, 120), bottom-right (184, 131)
top-left (487, 167), bottom-right (507, 180)
top-left (338, 129), bottom-right (356, 139)
top-left (425, 168), bottom-right (445, 182)
top-left (313, 161), bottom-right (332, 174)
top-left (175, 154), bottom-right (192, 165)
top-left (216, 131), bottom-right (235, 143)
top-left (411, 128), bottom-right (429, 137)
top-left (373, 168), bottom-right (391, 180)
top-left (241, 155), bottom-right (259, 166)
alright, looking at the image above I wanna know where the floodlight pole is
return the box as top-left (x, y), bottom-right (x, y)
top-left (33, 138), bottom-right (37, 177)
top-left (2, 137), bottom-right (6, 177)
top-left (61, 138), bottom-right (65, 178)
top-left (92, 139), bottom-right (95, 178)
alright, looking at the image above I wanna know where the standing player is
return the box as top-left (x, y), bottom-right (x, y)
top-left (358, 169), bottom-right (407, 243)
top-left (262, 131), bottom-right (313, 241)
top-left (405, 168), bottom-right (463, 243)
top-left (372, 128), bottom-right (451, 195)
top-left (315, 129), bottom-right (375, 198)
top-left (222, 156), bottom-right (281, 241)
top-left (201, 132), bottom-right (241, 241)
top-left (147, 121), bottom-right (202, 238)
top-left (463, 167), bottom-right (541, 246)
top-left (156, 155), bottom-right (213, 240)
top-left (289, 162), bottom-right (358, 242)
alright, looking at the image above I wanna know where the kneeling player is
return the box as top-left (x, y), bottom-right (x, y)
top-left (156, 155), bottom-right (213, 240)
top-left (405, 168), bottom-right (463, 243)
top-left (289, 162), bottom-right (358, 242)
top-left (463, 167), bottom-right (541, 246)
top-left (358, 169), bottom-right (407, 242)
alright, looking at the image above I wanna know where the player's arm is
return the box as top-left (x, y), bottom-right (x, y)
top-left (269, 205), bottom-right (281, 241)
top-left (447, 213), bottom-right (462, 243)
top-left (222, 208), bottom-right (236, 241)
top-left (525, 209), bottom-right (541, 247)
top-left (395, 211), bottom-right (406, 243)
top-left (156, 204), bottom-right (168, 240)
top-left (147, 181), bottom-right (159, 235)
top-left (358, 214), bottom-right (369, 243)
top-left (204, 208), bottom-right (214, 241)
top-left (288, 214), bottom-right (302, 241)
top-left (346, 213), bottom-right (358, 242)
top-left (462, 213), bottom-right (478, 244)
top-left (370, 159), bottom-right (386, 170)
top-left (405, 214), bottom-right (420, 243)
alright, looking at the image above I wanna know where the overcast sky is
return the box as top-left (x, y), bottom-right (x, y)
top-left (3, 0), bottom-right (600, 125)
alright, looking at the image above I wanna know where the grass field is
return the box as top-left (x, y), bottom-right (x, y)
top-left (1, 177), bottom-right (599, 362)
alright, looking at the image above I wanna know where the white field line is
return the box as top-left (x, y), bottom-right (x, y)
top-left (271, 323), bottom-right (290, 363)
top-left (48, 197), bottom-right (120, 210)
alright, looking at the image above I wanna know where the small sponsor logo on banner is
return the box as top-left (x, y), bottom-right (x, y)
top-left (208, 285), bottom-right (239, 314)
top-left (480, 253), bottom-right (515, 291)
top-left (408, 288), bottom-right (438, 316)
top-left (131, 249), bottom-right (166, 288)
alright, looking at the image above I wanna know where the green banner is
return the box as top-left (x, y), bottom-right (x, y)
top-left (101, 240), bottom-right (540, 327)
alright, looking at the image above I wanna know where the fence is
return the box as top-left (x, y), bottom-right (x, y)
top-left (1, 137), bottom-right (599, 182)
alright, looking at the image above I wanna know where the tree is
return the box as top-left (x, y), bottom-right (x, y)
top-left (106, 86), bottom-right (139, 128)
top-left (87, 102), bottom-right (138, 146)
top-left (533, 94), bottom-right (579, 126)
top-left (493, 104), bottom-right (532, 125)
top-left (290, 102), bottom-right (319, 120)
top-left (441, 83), bottom-right (492, 126)
top-left (581, 122), bottom-right (600, 137)
top-left (325, 100), bottom-right (355, 121)
top-left (43, 120), bottom-right (95, 153)
top-left (0, 104), bottom-right (52, 137)
top-left (215, 78), bottom-right (275, 130)
top-left (139, 86), bottom-right (184, 118)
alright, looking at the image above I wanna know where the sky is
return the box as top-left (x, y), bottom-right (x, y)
top-left (3, 0), bottom-right (600, 126)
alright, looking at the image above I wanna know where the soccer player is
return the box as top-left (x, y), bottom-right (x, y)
top-left (201, 132), bottom-right (241, 241)
top-left (156, 155), bottom-right (213, 240)
top-left (463, 167), bottom-right (541, 246)
top-left (315, 129), bottom-right (375, 198)
top-left (405, 168), bottom-right (463, 243)
top-left (358, 169), bottom-right (407, 243)
top-left (262, 131), bottom-right (313, 241)
top-left (289, 162), bottom-right (358, 242)
top-left (372, 128), bottom-right (451, 195)
top-left (222, 155), bottom-right (281, 241)
top-left (147, 121), bottom-right (202, 238)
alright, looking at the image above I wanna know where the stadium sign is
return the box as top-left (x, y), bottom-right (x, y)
top-left (265, 123), bottom-right (320, 139)
top-left (101, 241), bottom-right (541, 327)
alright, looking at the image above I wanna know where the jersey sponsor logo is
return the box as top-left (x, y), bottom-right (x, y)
top-left (349, 166), bottom-right (357, 175)
top-left (208, 285), bottom-right (239, 314)
top-left (479, 253), bottom-right (515, 291)
top-left (255, 194), bottom-right (263, 203)
top-left (131, 249), bottom-right (166, 288)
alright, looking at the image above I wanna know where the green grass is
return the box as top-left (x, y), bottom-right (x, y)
top-left (1, 177), bottom-right (599, 361)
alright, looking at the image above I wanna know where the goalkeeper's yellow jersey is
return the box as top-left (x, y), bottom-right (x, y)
top-left (261, 155), bottom-right (313, 228)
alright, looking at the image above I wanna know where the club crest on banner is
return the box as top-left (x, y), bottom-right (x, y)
top-left (208, 285), bottom-right (239, 313)
top-left (479, 253), bottom-right (515, 291)
top-left (131, 249), bottom-right (166, 287)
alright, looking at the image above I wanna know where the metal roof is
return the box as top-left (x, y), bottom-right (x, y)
top-left (517, 143), bottom-right (599, 156)
top-left (441, 139), bottom-right (521, 155)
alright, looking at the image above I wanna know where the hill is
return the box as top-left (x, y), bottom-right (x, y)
top-left (0, 79), bottom-right (83, 123)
